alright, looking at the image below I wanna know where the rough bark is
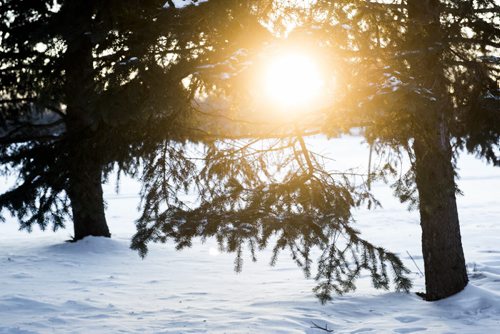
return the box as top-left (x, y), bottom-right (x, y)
top-left (63, 1), bottom-right (110, 240)
top-left (408, 0), bottom-right (468, 300)
top-left (413, 129), bottom-right (468, 301)
top-left (67, 159), bottom-right (110, 240)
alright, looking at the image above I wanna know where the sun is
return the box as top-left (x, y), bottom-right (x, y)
top-left (263, 53), bottom-right (323, 109)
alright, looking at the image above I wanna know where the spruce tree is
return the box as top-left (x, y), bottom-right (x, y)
top-left (5, 0), bottom-right (496, 303)
top-left (130, 0), bottom-right (413, 303)
top-left (0, 0), bottom-right (199, 239)
top-left (132, 0), bottom-right (499, 301)
top-left (245, 0), bottom-right (497, 300)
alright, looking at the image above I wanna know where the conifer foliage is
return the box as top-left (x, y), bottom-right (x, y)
top-left (308, 0), bottom-right (499, 301)
top-left (132, 0), bottom-right (500, 301)
top-left (3, 0), bottom-right (497, 303)
top-left (0, 0), bottom-right (198, 239)
top-left (132, 136), bottom-right (412, 303)
top-left (1, 0), bottom-right (412, 301)
top-left (128, 0), bottom-right (413, 302)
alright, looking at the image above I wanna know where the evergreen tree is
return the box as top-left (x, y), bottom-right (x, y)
top-left (132, 0), bottom-right (499, 301)
top-left (0, 0), bottom-right (412, 302)
top-left (7, 0), bottom-right (494, 303)
top-left (130, 0), bottom-right (413, 303)
top-left (313, 0), bottom-right (499, 301)
top-left (0, 0), bottom-right (201, 239)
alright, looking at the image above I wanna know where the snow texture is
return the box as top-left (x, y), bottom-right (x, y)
top-left (1, 136), bottom-right (500, 333)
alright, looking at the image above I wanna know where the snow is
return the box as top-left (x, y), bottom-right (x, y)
top-left (163, 0), bottom-right (209, 9)
top-left (1, 136), bottom-right (500, 333)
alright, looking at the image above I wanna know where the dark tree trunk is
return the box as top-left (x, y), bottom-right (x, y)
top-left (413, 130), bottom-right (468, 301)
top-left (407, 0), bottom-right (468, 300)
top-left (62, 1), bottom-right (110, 240)
top-left (67, 159), bottom-right (110, 241)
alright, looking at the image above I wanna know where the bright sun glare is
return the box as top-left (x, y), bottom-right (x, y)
top-left (264, 53), bottom-right (323, 109)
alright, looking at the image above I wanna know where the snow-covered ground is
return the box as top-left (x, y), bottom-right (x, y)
top-left (1, 136), bottom-right (500, 334)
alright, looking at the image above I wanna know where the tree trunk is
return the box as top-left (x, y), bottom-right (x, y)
top-left (413, 128), bottom-right (468, 301)
top-left (62, 1), bottom-right (110, 240)
top-left (407, 0), bottom-right (468, 300)
top-left (67, 159), bottom-right (110, 241)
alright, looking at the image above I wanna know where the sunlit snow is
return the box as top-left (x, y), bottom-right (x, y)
top-left (1, 136), bottom-right (499, 333)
